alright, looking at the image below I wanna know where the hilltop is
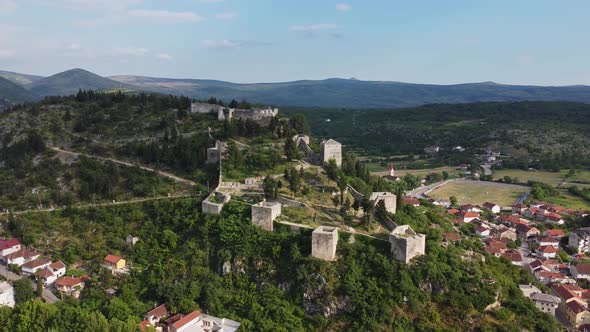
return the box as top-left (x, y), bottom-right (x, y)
top-left (2, 68), bottom-right (590, 109)
top-left (0, 76), bottom-right (37, 104)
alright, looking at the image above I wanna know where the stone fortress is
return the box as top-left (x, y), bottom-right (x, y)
top-left (320, 139), bottom-right (342, 167)
top-left (207, 141), bottom-right (227, 164)
top-left (190, 102), bottom-right (278, 123)
top-left (251, 201), bottom-right (282, 231)
top-left (312, 226), bottom-right (339, 261)
top-left (369, 192), bottom-right (397, 214)
top-left (389, 225), bottom-right (426, 264)
top-left (202, 192), bottom-right (232, 215)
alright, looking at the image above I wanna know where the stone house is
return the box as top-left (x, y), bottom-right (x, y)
top-left (572, 263), bottom-right (590, 281)
top-left (530, 292), bottom-right (561, 315)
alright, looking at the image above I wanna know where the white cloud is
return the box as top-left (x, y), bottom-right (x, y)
top-left (202, 39), bottom-right (240, 49)
top-left (156, 53), bottom-right (172, 60)
top-left (36, 0), bottom-right (141, 10)
top-left (214, 12), bottom-right (237, 20)
top-left (516, 55), bottom-right (535, 65)
top-left (0, 0), bottom-right (17, 14)
top-left (128, 9), bottom-right (204, 23)
top-left (336, 3), bottom-right (352, 12)
top-left (112, 47), bottom-right (149, 56)
top-left (289, 23), bottom-right (337, 31)
top-left (0, 49), bottom-right (15, 58)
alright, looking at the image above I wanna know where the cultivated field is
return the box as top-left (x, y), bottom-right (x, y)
top-left (428, 180), bottom-right (528, 206)
top-left (493, 169), bottom-right (590, 187)
top-left (371, 166), bottom-right (461, 178)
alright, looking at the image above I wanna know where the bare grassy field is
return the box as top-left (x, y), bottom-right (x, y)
top-left (429, 181), bottom-right (527, 206)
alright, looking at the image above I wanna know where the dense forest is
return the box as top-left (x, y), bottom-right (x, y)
top-left (283, 102), bottom-right (590, 170)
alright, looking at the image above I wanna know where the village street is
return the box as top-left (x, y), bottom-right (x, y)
top-left (0, 265), bottom-right (60, 304)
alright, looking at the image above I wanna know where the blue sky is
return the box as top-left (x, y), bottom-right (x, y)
top-left (0, 0), bottom-right (588, 85)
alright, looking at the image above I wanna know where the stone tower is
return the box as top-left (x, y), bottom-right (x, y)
top-left (251, 201), bottom-right (282, 231)
top-left (320, 139), bottom-right (342, 167)
top-left (312, 226), bottom-right (339, 261)
top-left (389, 225), bottom-right (426, 264)
top-left (369, 192), bottom-right (397, 214)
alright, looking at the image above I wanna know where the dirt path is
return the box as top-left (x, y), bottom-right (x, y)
top-left (9, 193), bottom-right (195, 215)
top-left (50, 147), bottom-right (197, 186)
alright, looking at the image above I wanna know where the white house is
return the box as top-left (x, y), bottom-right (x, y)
top-left (0, 238), bottom-right (21, 257)
top-left (0, 282), bottom-right (14, 308)
top-left (483, 202), bottom-right (501, 214)
top-left (3, 249), bottom-right (40, 267)
top-left (569, 228), bottom-right (590, 254)
top-left (572, 263), bottom-right (590, 281)
top-left (536, 245), bottom-right (558, 259)
top-left (48, 261), bottom-right (66, 278)
top-left (537, 237), bottom-right (560, 248)
top-left (21, 259), bottom-right (51, 275)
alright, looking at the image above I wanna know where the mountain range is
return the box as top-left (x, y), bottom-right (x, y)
top-left (1, 68), bottom-right (590, 108)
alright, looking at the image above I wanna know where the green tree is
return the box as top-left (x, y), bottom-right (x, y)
top-left (13, 278), bottom-right (35, 305)
top-left (284, 138), bottom-right (298, 160)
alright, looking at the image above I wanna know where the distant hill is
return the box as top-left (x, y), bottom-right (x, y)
top-left (0, 76), bottom-right (37, 105)
top-left (0, 70), bottom-right (43, 86)
top-left (28, 68), bottom-right (128, 97)
top-left (2, 67), bottom-right (590, 108)
top-left (110, 75), bottom-right (590, 108)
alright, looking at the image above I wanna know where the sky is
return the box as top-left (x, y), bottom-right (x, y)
top-left (0, 0), bottom-right (589, 85)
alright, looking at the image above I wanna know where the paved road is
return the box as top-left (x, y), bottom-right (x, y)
top-left (407, 179), bottom-right (457, 198)
top-left (50, 147), bottom-right (197, 187)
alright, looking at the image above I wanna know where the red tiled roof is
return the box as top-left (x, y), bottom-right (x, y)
top-left (443, 232), bottom-right (461, 242)
top-left (139, 320), bottom-right (151, 330)
top-left (485, 247), bottom-right (502, 255)
top-left (567, 300), bottom-right (588, 314)
top-left (22, 258), bottom-right (51, 269)
top-left (538, 236), bottom-right (560, 243)
top-left (55, 275), bottom-right (88, 288)
top-left (576, 263), bottom-right (590, 275)
top-left (460, 211), bottom-right (480, 218)
top-left (0, 238), bottom-right (20, 250)
top-left (501, 251), bottom-right (522, 262)
top-left (403, 197), bottom-right (420, 206)
top-left (447, 209), bottom-right (460, 215)
top-left (537, 245), bottom-right (557, 253)
top-left (4, 249), bottom-right (39, 261)
top-left (545, 229), bottom-right (565, 237)
top-left (171, 310), bottom-right (201, 330)
top-left (104, 254), bottom-right (122, 264)
top-left (49, 261), bottom-right (66, 270)
top-left (37, 269), bottom-right (53, 278)
top-left (144, 304), bottom-right (168, 319)
top-left (164, 314), bottom-right (184, 325)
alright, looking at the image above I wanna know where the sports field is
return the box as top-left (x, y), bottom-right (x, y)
top-left (429, 181), bottom-right (528, 206)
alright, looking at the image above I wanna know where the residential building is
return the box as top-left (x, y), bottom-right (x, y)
top-left (48, 261), bottom-right (66, 278)
top-left (572, 263), bottom-right (590, 281)
top-left (2, 249), bottom-right (40, 266)
top-left (0, 238), bottom-right (21, 257)
top-left (497, 228), bottom-right (517, 241)
top-left (442, 232), bottom-right (461, 246)
top-left (483, 202), bottom-right (501, 214)
top-left (55, 275), bottom-right (89, 299)
top-left (519, 284), bottom-right (541, 298)
top-left (103, 254), bottom-right (126, 272)
top-left (459, 211), bottom-right (480, 223)
top-left (536, 245), bottom-right (558, 259)
top-left (516, 224), bottom-right (540, 240)
top-left (545, 229), bottom-right (566, 238)
top-left (402, 197), bottom-right (421, 207)
top-left (537, 236), bottom-right (560, 248)
top-left (21, 259), bottom-right (51, 275)
top-left (168, 310), bottom-right (241, 332)
top-left (570, 228), bottom-right (590, 254)
top-left (530, 292), bottom-right (561, 315)
top-left (143, 304), bottom-right (169, 326)
top-left (501, 251), bottom-right (523, 266)
top-left (126, 235), bottom-right (139, 246)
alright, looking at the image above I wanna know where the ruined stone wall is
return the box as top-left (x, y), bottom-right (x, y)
top-left (202, 200), bottom-right (223, 215)
top-left (251, 202), bottom-right (281, 231)
top-left (389, 233), bottom-right (425, 264)
top-left (312, 227), bottom-right (339, 261)
top-left (191, 103), bottom-right (224, 114)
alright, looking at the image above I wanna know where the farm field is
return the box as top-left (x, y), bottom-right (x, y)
top-left (429, 180), bottom-right (528, 206)
top-left (371, 165), bottom-right (462, 178)
top-left (493, 169), bottom-right (590, 187)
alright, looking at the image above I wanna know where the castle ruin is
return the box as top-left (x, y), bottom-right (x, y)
top-left (251, 201), bottom-right (282, 231)
top-left (190, 102), bottom-right (278, 124)
top-left (207, 141), bottom-right (227, 164)
top-left (312, 226), bottom-right (339, 261)
top-left (320, 139), bottom-right (342, 167)
top-left (389, 225), bottom-right (426, 264)
top-left (369, 192), bottom-right (397, 214)
top-left (202, 192), bottom-right (231, 215)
